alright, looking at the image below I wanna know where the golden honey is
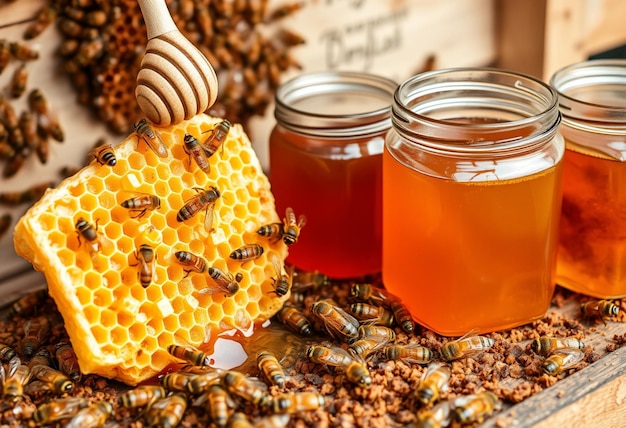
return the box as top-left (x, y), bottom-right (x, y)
top-left (383, 69), bottom-right (564, 336)
top-left (551, 60), bottom-right (626, 298)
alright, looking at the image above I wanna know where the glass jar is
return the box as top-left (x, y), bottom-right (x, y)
top-left (383, 68), bottom-right (564, 336)
top-left (269, 71), bottom-right (396, 278)
top-left (550, 60), bottom-right (626, 298)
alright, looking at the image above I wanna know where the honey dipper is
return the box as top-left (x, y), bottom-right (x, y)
top-left (135, 0), bottom-right (218, 126)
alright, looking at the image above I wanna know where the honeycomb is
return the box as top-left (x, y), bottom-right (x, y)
top-left (13, 114), bottom-right (288, 385)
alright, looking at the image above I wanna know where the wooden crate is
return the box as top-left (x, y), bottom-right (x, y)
top-left (495, 0), bottom-right (626, 79)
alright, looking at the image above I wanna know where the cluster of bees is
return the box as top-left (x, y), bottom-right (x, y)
top-left (12, 0), bottom-right (306, 134)
top-left (74, 117), bottom-right (303, 297)
top-left (0, 37), bottom-right (64, 241)
top-left (0, 41), bottom-right (64, 178)
top-left (0, 279), bottom-right (622, 426)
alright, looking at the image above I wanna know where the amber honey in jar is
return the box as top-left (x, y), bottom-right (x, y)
top-left (550, 60), bottom-right (626, 298)
top-left (269, 72), bottom-right (396, 278)
top-left (383, 68), bottom-right (564, 336)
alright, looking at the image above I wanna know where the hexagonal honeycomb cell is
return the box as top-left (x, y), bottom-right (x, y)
top-left (14, 114), bottom-right (288, 385)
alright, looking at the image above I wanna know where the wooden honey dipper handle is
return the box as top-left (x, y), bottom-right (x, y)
top-left (136, 0), bottom-right (218, 127)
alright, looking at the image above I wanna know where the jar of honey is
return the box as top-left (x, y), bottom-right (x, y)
top-left (383, 68), bottom-right (564, 336)
top-left (550, 60), bottom-right (626, 298)
top-left (269, 71), bottom-right (396, 278)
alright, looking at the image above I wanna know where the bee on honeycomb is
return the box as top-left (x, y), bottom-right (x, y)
top-left (14, 114), bottom-right (289, 385)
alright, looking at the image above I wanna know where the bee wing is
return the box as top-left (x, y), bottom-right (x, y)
top-left (0, 362), bottom-right (5, 383)
top-left (333, 306), bottom-right (360, 330)
top-left (421, 361), bottom-right (449, 381)
top-left (559, 348), bottom-right (586, 370)
top-left (400, 343), bottom-right (434, 365)
top-left (8, 356), bottom-right (21, 377)
top-left (204, 203), bottom-right (216, 232)
top-left (322, 346), bottom-right (354, 367)
top-left (269, 253), bottom-right (282, 277)
top-left (297, 214), bottom-right (307, 228)
top-left (455, 328), bottom-right (480, 343)
top-left (143, 131), bottom-right (168, 158)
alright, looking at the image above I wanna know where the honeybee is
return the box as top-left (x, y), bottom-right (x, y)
top-left (531, 336), bottom-right (585, 356)
top-left (186, 369), bottom-right (224, 394)
top-left (84, 10), bottom-right (108, 27)
top-left (9, 63), bottom-right (28, 98)
top-left (357, 325), bottom-right (397, 342)
top-left (415, 362), bottom-right (451, 406)
top-left (257, 351), bottom-right (286, 388)
top-left (270, 253), bottom-right (291, 297)
top-left (0, 181), bottom-right (51, 205)
top-left (22, 317), bottom-right (51, 357)
top-left (452, 391), bottom-right (501, 424)
top-left (204, 384), bottom-right (233, 428)
top-left (177, 186), bottom-right (220, 231)
top-left (275, 305), bottom-right (313, 336)
top-left (117, 385), bottom-right (166, 409)
top-left (134, 118), bottom-right (168, 158)
top-left (29, 364), bottom-right (74, 394)
top-left (3, 149), bottom-right (27, 178)
top-left (9, 288), bottom-right (47, 317)
top-left (256, 221), bottom-right (284, 243)
top-left (184, 133), bottom-right (210, 172)
top-left (161, 371), bottom-right (196, 392)
top-left (276, 28), bottom-right (306, 47)
top-left (134, 243), bottom-right (156, 288)
top-left (221, 370), bottom-right (269, 406)
top-left (2, 357), bottom-right (31, 403)
top-left (0, 213), bottom-right (11, 241)
top-left (229, 243), bottom-right (264, 262)
top-left (415, 400), bottom-right (451, 428)
top-left (202, 119), bottom-right (231, 157)
top-left (0, 40), bottom-right (9, 73)
top-left (19, 111), bottom-right (38, 149)
top-left (144, 392), bottom-right (188, 428)
top-left (266, 1), bottom-right (305, 22)
top-left (349, 303), bottom-right (394, 326)
top-left (349, 334), bottom-right (392, 360)
top-left (27, 88), bottom-right (47, 115)
top-left (306, 344), bottom-right (371, 387)
top-left (174, 250), bottom-right (207, 275)
top-left (0, 343), bottom-right (17, 362)
top-left (311, 299), bottom-right (360, 343)
top-left (384, 344), bottom-right (434, 365)
top-left (389, 300), bottom-right (415, 334)
top-left (580, 299), bottom-right (620, 324)
top-left (0, 94), bottom-right (18, 128)
top-left (75, 217), bottom-right (101, 253)
top-left (27, 349), bottom-right (52, 368)
top-left (439, 330), bottom-right (494, 361)
top-left (121, 193), bottom-right (161, 218)
top-left (201, 266), bottom-right (242, 296)
top-left (542, 348), bottom-right (585, 376)
top-left (350, 282), bottom-right (393, 306)
top-left (9, 42), bottom-right (39, 61)
top-left (65, 401), bottom-right (113, 428)
top-left (168, 343), bottom-right (211, 367)
top-left (282, 207), bottom-right (306, 246)
top-left (267, 391), bottom-right (325, 414)
top-left (24, 4), bottom-right (58, 40)
top-left (55, 341), bottom-right (81, 382)
top-left (32, 397), bottom-right (89, 424)
top-left (88, 144), bottom-right (116, 166)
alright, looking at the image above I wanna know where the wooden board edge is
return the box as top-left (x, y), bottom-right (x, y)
top-left (482, 345), bottom-right (626, 427)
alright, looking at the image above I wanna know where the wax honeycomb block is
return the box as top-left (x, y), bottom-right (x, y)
top-left (14, 114), bottom-right (288, 385)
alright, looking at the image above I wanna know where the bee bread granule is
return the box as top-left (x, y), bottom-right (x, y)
top-left (13, 114), bottom-right (288, 385)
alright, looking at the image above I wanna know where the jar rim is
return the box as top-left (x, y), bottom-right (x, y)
top-left (392, 67), bottom-right (560, 155)
top-left (550, 59), bottom-right (626, 128)
top-left (274, 71), bottom-right (397, 138)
